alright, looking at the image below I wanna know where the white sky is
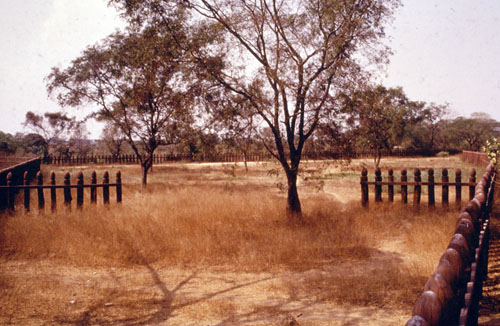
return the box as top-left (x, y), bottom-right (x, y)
top-left (0, 0), bottom-right (499, 139)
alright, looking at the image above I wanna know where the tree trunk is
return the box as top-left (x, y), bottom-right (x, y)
top-left (374, 151), bottom-right (382, 170)
top-left (286, 171), bottom-right (302, 220)
top-left (243, 151), bottom-right (248, 174)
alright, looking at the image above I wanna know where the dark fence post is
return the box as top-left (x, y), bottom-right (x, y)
top-left (469, 169), bottom-right (476, 201)
top-left (63, 172), bottom-right (72, 209)
top-left (375, 168), bottom-right (382, 202)
top-left (442, 168), bottom-right (449, 208)
top-left (103, 171), bottom-right (109, 205)
top-left (388, 168), bottom-right (394, 202)
top-left (456, 168), bottom-right (462, 209)
top-left (37, 171), bottom-right (44, 211)
top-left (91, 171), bottom-right (97, 204)
top-left (428, 168), bottom-right (435, 208)
top-left (413, 168), bottom-right (421, 207)
top-left (77, 172), bottom-right (84, 209)
top-left (116, 171), bottom-right (122, 203)
top-left (361, 168), bottom-right (368, 207)
top-left (7, 172), bottom-right (15, 212)
top-left (50, 172), bottom-right (56, 212)
top-left (24, 171), bottom-right (30, 212)
top-left (401, 169), bottom-right (408, 204)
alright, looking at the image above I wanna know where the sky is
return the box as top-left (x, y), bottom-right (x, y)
top-left (0, 0), bottom-right (499, 139)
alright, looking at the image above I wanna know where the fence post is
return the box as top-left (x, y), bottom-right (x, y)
top-left (442, 168), bottom-right (449, 208)
top-left (91, 171), bottom-right (97, 204)
top-left (116, 171), bottom-right (122, 203)
top-left (401, 169), bottom-right (408, 204)
top-left (388, 169), bottom-right (394, 202)
top-left (375, 168), bottom-right (382, 202)
top-left (64, 172), bottom-right (72, 209)
top-left (7, 172), bottom-right (15, 212)
top-left (428, 168), bottom-right (435, 208)
top-left (103, 171), bottom-right (110, 205)
top-left (37, 171), bottom-right (44, 211)
top-left (361, 168), bottom-right (368, 207)
top-left (50, 172), bottom-right (56, 212)
top-left (469, 169), bottom-right (476, 201)
top-left (456, 168), bottom-right (462, 209)
top-left (77, 172), bottom-right (84, 209)
top-left (413, 168), bottom-right (421, 207)
top-left (24, 171), bottom-right (30, 212)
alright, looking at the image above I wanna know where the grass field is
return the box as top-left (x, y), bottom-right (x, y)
top-left (0, 155), bottom-right (480, 325)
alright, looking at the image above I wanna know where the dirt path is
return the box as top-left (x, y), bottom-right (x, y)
top-left (479, 180), bottom-right (500, 325)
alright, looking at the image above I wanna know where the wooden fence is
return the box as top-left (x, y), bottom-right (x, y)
top-left (406, 161), bottom-right (496, 326)
top-left (0, 170), bottom-right (122, 213)
top-left (461, 151), bottom-right (489, 167)
top-left (360, 168), bottom-right (477, 208)
top-left (0, 158), bottom-right (40, 210)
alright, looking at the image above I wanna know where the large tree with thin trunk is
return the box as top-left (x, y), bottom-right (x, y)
top-left (112, 0), bottom-right (400, 218)
top-left (46, 18), bottom-right (204, 184)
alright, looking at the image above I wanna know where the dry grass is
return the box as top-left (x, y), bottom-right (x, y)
top-left (0, 155), bottom-right (475, 324)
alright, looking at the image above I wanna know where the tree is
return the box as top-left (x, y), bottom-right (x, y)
top-left (100, 123), bottom-right (126, 158)
top-left (23, 111), bottom-right (78, 157)
top-left (406, 103), bottom-right (449, 154)
top-left (46, 21), bottom-right (202, 184)
top-left (341, 85), bottom-right (420, 169)
top-left (443, 113), bottom-right (499, 151)
top-left (112, 0), bottom-right (400, 218)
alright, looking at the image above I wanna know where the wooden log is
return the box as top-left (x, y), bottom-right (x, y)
top-left (401, 169), bottom-right (408, 204)
top-left (448, 233), bottom-right (470, 265)
top-left (90, 171), bottom-right (97, 204)
top-left (424, 273), bottom-right (454, 307)
top-left (23, 171), bottom-right (30, 212)
top-left (63, 172), bottom-right (72, 209)
top-left (428, 168), bottom-right (435, 208)
top-left (388, 169), bottom-right (394, 202)
top-left (455, 169), bottom-right (462, 208)
top-left (412, 291), bottom-right (442, 326)
top-left (116, 171), bottom-right (122, 203)
top-left (375, 168), bottom-right (382, 202)
top-left (36, 171), bottom-right (44, 211)
top-left (50, 172), bottom-right (56, 212)
top-left (442, 169), bottom-right (449, 208)
top-left (103, 171), bottom-right (109, 204)
top-left (438, 248), bottom-right (464, 286)
top-left (469, 169), bottom-right (476, 201)
top-left (77, 172), bottom-right (84, 209)
top-left (361, 168), bottom-right (368, 207)
top-left (406, 315), bottom-right (428, 326)
top-left (414, 169), bottom-right (421, 207)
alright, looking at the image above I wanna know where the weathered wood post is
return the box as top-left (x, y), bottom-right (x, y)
top-left (77, 172), bottom-right (84, 209)
top-left (375, 168), bottom-right (382, 202)
top-left (388, 169), bottom-right (394, 202)
top-left (455, 168), bottom-right (462, 209)
top-left (63, 172), bottom-right (72, 209)
top-left (90, 171), bottom-right (97, 204)
top-left (413, 169), bottom-right (421, 207)
top-left (361, 168), bottom-right (368, 207)
top-left (50, 172), bottom-right (56, 212)
top-left (401, 169), bottom-right (408, 204)
top-left (469, 169), bottom-right (476, 201)
top-left (37, 171), bottom-right (44, 211)
top-left (116, 171), bottom-right (122, 203)
top-left (103, 171), bottom-right (110, 205)
top-left (428, 168), bottom-right (435, 208)
top-left (24, 171), bottom-right (30, 212)
top-left (442, 168), bottom-right (449, 208)
top-left (6, 172), bottom-right (15, 212)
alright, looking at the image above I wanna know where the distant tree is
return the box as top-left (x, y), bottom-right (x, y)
top-left (46, 21), bottom-right (205, 184)
top-left (100, 123), bottom-right (126, 158)
top-left (111, 0), bottom-right (401, 218)
top-left (443, 113), bottom-right (499, 151)
top-left (23, 111), bottom-right (78, 157)
top-left (341, 85), bottom-right (421, 169)
top-left (406, 103), bottom-right (449, 154)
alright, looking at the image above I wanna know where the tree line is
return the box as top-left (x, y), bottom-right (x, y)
top-left (3, 0), bottom-right (499, 219)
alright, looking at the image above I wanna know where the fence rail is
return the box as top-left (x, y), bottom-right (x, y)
top-left (406, 161), bottom-right (496, 326)
top-left (361, 168), bottom-right (477, 208)
top-left (0, 158), bottom-right (40, 210)
top-left (0, 170), bottom-right (122, 213)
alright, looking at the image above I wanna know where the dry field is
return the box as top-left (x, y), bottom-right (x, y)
top-left (0, 155), bottom-right (480, 325)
